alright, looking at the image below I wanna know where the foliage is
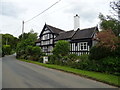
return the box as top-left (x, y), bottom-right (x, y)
top-left (53, 40), bottom-right (70, 57)
top-left (68, 54), bottom-right (78, 61)
top-left (89, 46), bottom-right (112, 60)
top-left (96, 30), bottom-right (118, 50)
top-left (2, 34), bottom-right (18, 50)
top-left (78, 54), bottom-right (89, 61)
top-left (3, 45), bottom-right (12, 55)
top-left (16, 30), bottom-right (43, 61)
top-left (91, 30), bottom-right (120, 60)
top-left (101, 57), bottom-right (120, 75)
top-left (99, 13), bottom-right (120, 36)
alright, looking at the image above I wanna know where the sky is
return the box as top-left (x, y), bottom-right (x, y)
top-left (0, 0), bottom-right (113, 37)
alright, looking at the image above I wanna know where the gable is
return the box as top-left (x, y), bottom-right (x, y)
top-left (72, 27), bottom-right (98, 40)
top-left (39, 24), bottom-right (53, 38)
top-left (39, 24), bottom-right (65, 38)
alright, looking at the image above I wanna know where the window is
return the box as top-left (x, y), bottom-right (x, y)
top-left (36, 43), bottom-right (40, 46)
top-left (43, 46), bottom-right (48, 52)
top-left (42, 34), bottom-right (49, 40)
top-left (80, 42), bottom-right (88, 50)
top-left (50, 39), bottom-right (53, 44)
top-left (44, 35), bottom-right (48, 39)
top-left (49, 34), bottom-right (53, 38)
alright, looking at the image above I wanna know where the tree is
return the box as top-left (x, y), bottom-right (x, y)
top-left (16, 30), bottom-right (43, 61)
top-left (53, 40), bottom-right (70, 57)
top-left (16, 31), bottom-right (37, 55)
top-left (96, 30), bottom-right (118, 50)
top-left (2, 34), bottom-right (18, 50)
top-left (99, 13), bottom-right (120, 36)
top-left (110, 0), bottom-right (120, 21)
top-left (99, 0), bottom-right (120, 36)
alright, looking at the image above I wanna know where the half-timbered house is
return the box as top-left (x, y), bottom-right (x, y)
top-left (36, 14), bottom-right (98, 55)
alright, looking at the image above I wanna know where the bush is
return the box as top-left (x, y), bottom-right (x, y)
top-left (25, 45), bottom-right (33, 55)
top-left (49, 55), bottom-right (57, 64)
top-left (89, 46), bottom-right (112, 60)
top-left (68, 54), bottom-right (78, 61)
top-left (53, 40), bottom-right (70, 56)
top-left (113, 44), bottom-right (120, 57)
top-left (38, 57), bottom-right (43, 63)
top-left (100, 57), bottom-right (120, 75)
top-left (78, 54), bottom-right (89, 61)
top-left (3, 45), bottom-right (12, 55)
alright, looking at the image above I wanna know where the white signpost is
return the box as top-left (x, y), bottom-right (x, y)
top-left (43, 56), bottom-right (48, 63)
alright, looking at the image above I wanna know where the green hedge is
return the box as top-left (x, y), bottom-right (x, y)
top-left (48, 54), bottom-right (120, 76)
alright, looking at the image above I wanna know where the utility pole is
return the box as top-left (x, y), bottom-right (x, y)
top-left (22, 21), bottom-right (24, 38)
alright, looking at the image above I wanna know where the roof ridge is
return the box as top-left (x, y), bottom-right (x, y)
top-left (80, 26), bottom-right (97, 31)
top-left (46, 24), bottom-right (65, 32)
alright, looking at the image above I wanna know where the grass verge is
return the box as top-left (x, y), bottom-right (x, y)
top-left (19, 59), bottom-right (119, 87)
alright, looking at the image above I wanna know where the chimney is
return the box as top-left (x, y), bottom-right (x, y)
top-left (74, 14), bottom-right (80, 30)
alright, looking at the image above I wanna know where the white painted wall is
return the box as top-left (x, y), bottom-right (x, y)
top-left (74, 14), bottom-right (80, 30)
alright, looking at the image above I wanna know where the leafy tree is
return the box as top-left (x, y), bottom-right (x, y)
top-left (99, 0), bottom-right (120, 36)
top-left (18, 29), bottom-right (37, 42)
top-left (16, 30), bottom-right (43, 61)
top-left (96, 30), bottom-right (118, 50)
top-left (99, 13), bottom-right (120, 36)
top-left (3, 45), bottom-right (12, 55)
top-left (53, 40), bottom-right (70, 57)
top-left (2, 34), bottom-right (18, 50)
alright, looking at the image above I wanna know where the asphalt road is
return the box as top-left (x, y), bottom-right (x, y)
top-left (2, 55), bottom-right (115, 88)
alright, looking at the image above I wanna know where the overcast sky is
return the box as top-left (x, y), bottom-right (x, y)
top-left (0, 0), bottom-right (113, 37)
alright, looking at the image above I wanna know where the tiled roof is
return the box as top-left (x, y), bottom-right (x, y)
top-left (72, 27), bottom-right (98, 40)
top-left (46, 24), bottom-right (65, 34)
top-left (55, 30), bottom-right (75, 40)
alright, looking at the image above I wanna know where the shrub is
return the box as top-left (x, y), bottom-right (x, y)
top-left (113, 44), bottom-right (120, 57)
top-left (89, 46), bottom-right (111, 60)
top-left (53, 40), bottom-right (70, 56)
top-left (3, 45), bottom-right (12, 55)
top-left (48, 55), bottom-right (57, 64)
top-left (68, 54), bottom-right (78, 61)
top-left (25, 45), bottom-right (33, 56)
top-left (78, 54), bottom-right (89, 61)
top-left (101, 57), bottom-right (120, 75)
top-left (38, 57), bottom-right (43, 63)
top-left (32, 46), bottom-right (42, 56)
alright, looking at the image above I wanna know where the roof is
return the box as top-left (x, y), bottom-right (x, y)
top-left (72, 27), bottom-right (98, 40)
top-left (35, 39), bottom-right (41, 43)
top-left (55, 30), bottom-right (75, 40)
top-left (46, 24), bottom-right (65, 34)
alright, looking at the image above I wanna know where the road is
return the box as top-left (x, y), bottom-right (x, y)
top-left (2, 55), bottom-right (115, 88)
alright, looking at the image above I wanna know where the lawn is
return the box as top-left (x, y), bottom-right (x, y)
top-left (19, 59), bottom-right (119, 87)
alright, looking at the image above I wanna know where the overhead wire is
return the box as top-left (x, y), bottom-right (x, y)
top-left (24, 0), bottom-right (61, 23)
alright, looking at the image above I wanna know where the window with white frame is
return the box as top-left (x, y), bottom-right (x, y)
top-left (43, 46), bottom-right (48, 52)
top-left (36, 43), bottom-right (40, 46)
top-left (50, 39), bottom-right (53, 44)
top-left (80, 42), bottom-right (87, 50)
